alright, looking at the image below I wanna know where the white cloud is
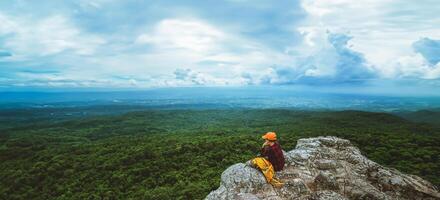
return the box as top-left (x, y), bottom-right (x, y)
top-left (0, 14), bottom-right (18, 34)
top-left (299, 0), bottom-right (440, 79)
top-left (412, 38), bottom-right (440, 65)
top-left (1, 0), bottom-right (439, 89)
top-left (0, 14), bottom-right (105, 57)
top-left (424, 64), bottom-right (440, 79)
top-left (255, 32), bottom-right (376, 85)
top-left (132, 18), bottom-right (293, 81)
top-left (393, 53), bottom-right (440, 80)
top-left (136, 19), bottom-right (225, 53)
top-left (8, 71), bottom-right (151, 88)
top-left (172, 68), bottom-right (228, 86)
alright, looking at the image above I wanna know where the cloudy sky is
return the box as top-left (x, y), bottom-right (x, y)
top-left (0, 0), bottom-right (439, 92)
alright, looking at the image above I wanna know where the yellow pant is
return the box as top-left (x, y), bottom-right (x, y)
top-left (251, 157), bottom-right (284, 188)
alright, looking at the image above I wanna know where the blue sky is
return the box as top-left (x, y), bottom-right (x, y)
top-left (0, 0), bottom-right (439, 94)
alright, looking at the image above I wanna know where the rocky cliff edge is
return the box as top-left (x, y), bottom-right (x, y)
top-left (206, 136), bottom-right (440, 200)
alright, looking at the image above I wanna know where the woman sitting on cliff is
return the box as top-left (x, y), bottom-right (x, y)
top-left (249, 132), bottom-right (285, 187)
top-left (261, 132), bottom-right (285, 172)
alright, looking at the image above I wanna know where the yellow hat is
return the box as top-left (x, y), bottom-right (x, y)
top-left (262, 132), bottom-right (277, 141)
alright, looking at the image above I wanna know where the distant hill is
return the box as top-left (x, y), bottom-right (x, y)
top-left (394, 109), bottom-right (440, 127)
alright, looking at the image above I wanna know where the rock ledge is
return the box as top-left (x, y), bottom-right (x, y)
top-left (206, 136), bottom-right (440, 200)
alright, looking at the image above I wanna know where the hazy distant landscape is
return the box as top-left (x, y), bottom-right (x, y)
top-left (1, 88), bottom-right (439, 129)
top-left (2, 87), bottom-right (440, 110)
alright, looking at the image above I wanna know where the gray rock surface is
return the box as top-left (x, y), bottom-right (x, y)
top-left (206, 136), bottom-right (440, 200)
